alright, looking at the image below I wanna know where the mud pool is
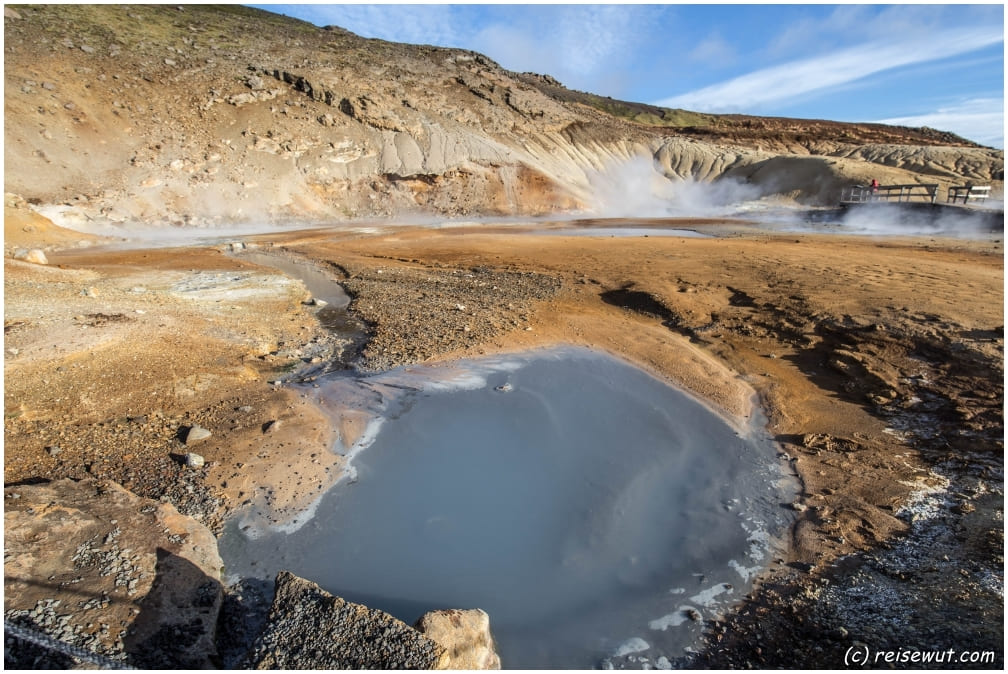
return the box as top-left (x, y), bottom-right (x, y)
top-left (219, 347), bottom-right (795, 668)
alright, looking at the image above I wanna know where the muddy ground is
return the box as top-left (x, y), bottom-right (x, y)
top-left (4, 216), bottom-right (1003, 668)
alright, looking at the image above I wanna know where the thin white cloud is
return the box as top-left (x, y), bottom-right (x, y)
top-left (556, 5), bottom-right (639, 76)
top-left (764, 5), bottom-right (867, 57)
top-left (474, 4), bottom-right (658, 87)
top-left (288, 4), bottom-right (476, 50)
top-left (876, 98), bottom-right (1005, 149)
top-left (655, 26), bottom-right (1003, 113)
top-left (688, 33), bottom-right (736, 65)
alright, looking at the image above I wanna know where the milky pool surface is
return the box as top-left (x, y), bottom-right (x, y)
top-left (218, 347), bottom-right (794, 668)
top-left (533, 226), bottom-right (712, 238)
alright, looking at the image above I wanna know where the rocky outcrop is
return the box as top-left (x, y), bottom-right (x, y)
top-left (415, 609), bottom-right (502, 669)
top-left (338, 262), bottom-right (562, 372)
top-left (240, 571), bottom-right (447, 669)
top-left (830, 144), bottom-right (1005, 183)
top-left (654, 136), bottom-right (761, 181)
top-left (3, 480), bottom-right (500, 671)
top-left (11, 248), bottom-right (48, 265)
top-left (3, 479), bottom-right (223, 668)
top-left (3, 192), bottom-right (99, 257)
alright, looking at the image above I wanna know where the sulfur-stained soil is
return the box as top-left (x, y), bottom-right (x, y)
top-left (4, 216), bottom-right (1003, 667)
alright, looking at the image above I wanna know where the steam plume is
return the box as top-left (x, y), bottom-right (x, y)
top-left (586, 155), bottom-right (762, 217)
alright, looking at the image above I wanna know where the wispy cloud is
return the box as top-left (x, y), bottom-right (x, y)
top-left (688, 33), bottom-right (736, 66)
top-left (877, 98), bottom-right (1005, 148)
top-left (471, 5), bottom-right (643, 78)
top-left (655, 26), bottom-right (1003, 113)
top-left (471, 4), bottom-right (667, 91)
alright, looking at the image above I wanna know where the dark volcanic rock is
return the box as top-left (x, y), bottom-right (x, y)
top-left (240, 571), bottom-right (447, 669)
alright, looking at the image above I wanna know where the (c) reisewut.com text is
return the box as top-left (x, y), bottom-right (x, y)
top-left (844, 645), bottom-right (996, 667)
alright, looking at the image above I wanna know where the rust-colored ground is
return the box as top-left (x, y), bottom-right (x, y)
top-left (4, 216), bottom-right (1003, 664)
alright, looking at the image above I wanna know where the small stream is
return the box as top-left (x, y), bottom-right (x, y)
top-left (237, 250), bottom-right (362, 335)
top-left (222, 249), bottom-right (796, 668)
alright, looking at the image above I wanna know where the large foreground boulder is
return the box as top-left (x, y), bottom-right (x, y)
top-left (3, 479), bottom-right (223, 668)
top-left (241, 570), bottom-right (447, 669)
top-left (415, 608), bottom-right (502, 669)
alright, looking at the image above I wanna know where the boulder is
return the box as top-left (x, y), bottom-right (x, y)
top-left (12, 248), bottom-right (48, 265)
top-left (415, 608), bottom-right (502, 669)
top-left (184, 452), bottom-right (205, 468)
top-left (3, 479), bottom-right (223, 668)
top-left (185, 424), bottom-right (212, 444)
top-left (241, 571), bottom-right (447, 669)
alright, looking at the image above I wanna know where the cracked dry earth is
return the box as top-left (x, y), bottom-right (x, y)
top-left (4, 218), bottom-right (1004, 668)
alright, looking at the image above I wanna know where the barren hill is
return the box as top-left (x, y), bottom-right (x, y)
top-left (4, 4), bottom-right (1004, 226)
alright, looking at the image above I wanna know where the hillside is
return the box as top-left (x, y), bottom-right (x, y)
top-left (514, 72), bottom-right (985, 148)
top-left (3, 3), bottom-right (1004, 227)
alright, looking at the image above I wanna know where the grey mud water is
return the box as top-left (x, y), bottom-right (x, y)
top-left (218, 336), bottom-right (796, 669)
top-left (237, 248), bottom-right (368, 372)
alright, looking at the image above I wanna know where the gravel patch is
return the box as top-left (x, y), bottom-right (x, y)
top-left (339, 262), bottom-right (562, 372)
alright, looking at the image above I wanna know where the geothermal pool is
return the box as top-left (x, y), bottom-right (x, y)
top-left (219, 347), bottom-right (794, 668)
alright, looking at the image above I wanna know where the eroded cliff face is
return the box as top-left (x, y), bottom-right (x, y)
top-left (3, 4), bottom-right (1003, 227)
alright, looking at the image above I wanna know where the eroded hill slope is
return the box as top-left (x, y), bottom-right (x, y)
top-left (3, 4), bottom-right (1003, 226)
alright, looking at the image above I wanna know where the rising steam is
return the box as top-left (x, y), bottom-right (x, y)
top-left (585, 155), bottom-right (763, 217)
top-left (837, 202), bottom-right (1003, 238)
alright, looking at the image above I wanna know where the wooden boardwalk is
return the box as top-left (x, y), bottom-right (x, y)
top-left (840, 183), bottom-right (939, 204)
top-left (947, 184), bottom-right (992, 205)
top-left (841, 183), bottom-right (994, 206)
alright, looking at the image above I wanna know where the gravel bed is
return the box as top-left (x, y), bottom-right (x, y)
top-left (338, 262), bottom-right (562, 372)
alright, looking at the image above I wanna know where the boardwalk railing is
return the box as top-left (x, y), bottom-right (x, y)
top-left (840, 184), bottom-right (939, 204)
top-left (947, 184), bottom-right (991, 205)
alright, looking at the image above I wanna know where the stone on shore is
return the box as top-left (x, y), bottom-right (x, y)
top-left (3, 479), bottom-right (223, 668)
top-left (185, 424), bottom-right (212, 444)
top-left (241, 571), bottom-right (447, 669)
top-left (12, 248), bottom-right (48, 265)
top-left (415, 608), bottom-right (502, 669)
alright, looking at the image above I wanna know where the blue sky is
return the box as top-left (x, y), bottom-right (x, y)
top-left (251, 3), bottom-right (1005, 148)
